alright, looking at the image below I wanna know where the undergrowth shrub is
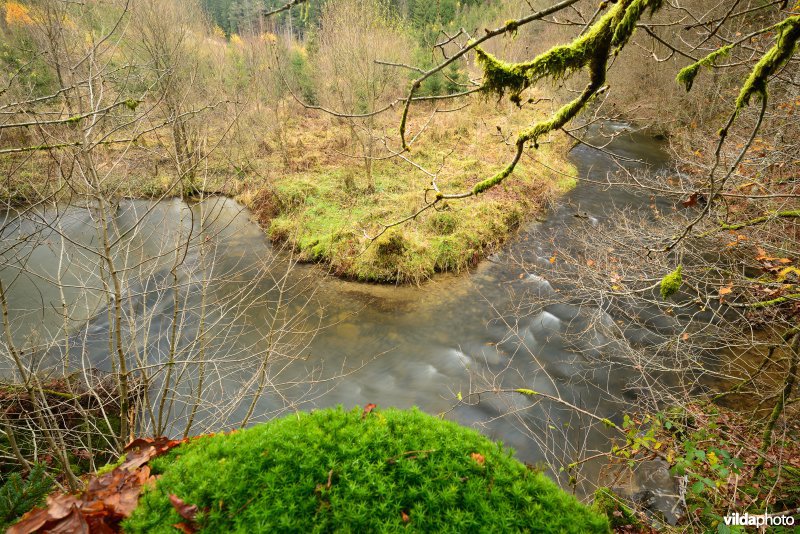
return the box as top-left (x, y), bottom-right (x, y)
top-left (0, 464), bottom-right (53, 530)
top-left (124, 407), bottom-right (609, 533)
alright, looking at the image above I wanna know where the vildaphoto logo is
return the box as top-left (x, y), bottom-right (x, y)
top-left (723, 512), bottom-right (796, 528)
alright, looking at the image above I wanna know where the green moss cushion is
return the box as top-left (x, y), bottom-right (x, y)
top-left (124, 407), bottom-right (609, 533)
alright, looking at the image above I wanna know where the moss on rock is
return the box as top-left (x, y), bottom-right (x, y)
top-left (124, 407), bottom-right (609, 533)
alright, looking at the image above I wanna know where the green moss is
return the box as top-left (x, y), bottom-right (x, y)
top-left (124, 407), bottom-right (609, 533)
top-left (612, 0), bottom-right (664, 49)
top-left (676, 44), bottom-right (733, 92)
top-left (660, 265), bottom-right (683, 300)
top-left (374, 229), bottom-right (406, 258)
top-left (735, 16), bottom-right (800, 110)
top-left (95, 454), bottom-right (126, 476)
top-left (427, 212), bottom-right (458, 235)
top-left (475, 0), bottom-right (636, 103)
top-left (474, 49), bottom-right (531, 103)
top-left (124, 99), bottom-right (140, 111)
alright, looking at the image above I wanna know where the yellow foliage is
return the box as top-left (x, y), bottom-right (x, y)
top-left (229, 33), bottom-right (243, 47)
top-left (260, 32), bottom-right (277, 44)
top-left (292, 44), bottom-right (307, 58)
top-left (5, 1), bottom-right (33, 26)
top-left (212, 25), bottom-right (226, 40)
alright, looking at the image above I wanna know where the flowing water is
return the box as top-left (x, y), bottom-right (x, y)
top-left (0, 123), bottom-right (679, 518)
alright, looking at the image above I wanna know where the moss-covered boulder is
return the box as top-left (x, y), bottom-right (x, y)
top-left (124, 407), bottom-right (609, 533)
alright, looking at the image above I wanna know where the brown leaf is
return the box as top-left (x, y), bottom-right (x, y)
top-left (470, 452), bottom-right (485, 466)
top-left (169, 494), bottom-right (199, 522)
top-left (6, 508), bottom-right (51, 534)
top-left (361, 403), bottom-right (377, 420)
top-left (682, 192), bottom-right (699, 207)
top-left (125, 436), bottom-right (185, 458)
top-left (401, 510), bottom-right (410, 524)
top-left (719, 286), bottom-right (733, 296)
top-left (46, 494), bottom-right (81, 521)
top-left (83, 514), bottom-right (117, 534)
top-left (9, 436), bottom-right (188, 534)
top-left (119, 448), bottom-right (155, 471)
top-left (45, 507), bottom-right (90, 534)
top-left (172, 522), bottom-right (197, 534)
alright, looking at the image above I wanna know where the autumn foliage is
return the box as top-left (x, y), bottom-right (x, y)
top-left (8, 438), bottom-right (184, 533)
top-left (4, 2), bottom-right (33, 26)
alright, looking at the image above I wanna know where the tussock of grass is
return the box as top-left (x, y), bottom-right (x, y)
top-left (123, 407), bottom-right (609, 533)
top-left (247, 103), bottom-right (575, 284)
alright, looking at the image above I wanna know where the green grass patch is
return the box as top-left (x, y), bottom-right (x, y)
top-left (124, 407), bottom-right (609, 533)
top-left (259, 147), bottom-right (572, 283)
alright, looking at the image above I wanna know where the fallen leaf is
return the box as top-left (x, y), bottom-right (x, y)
top-left (682, 192), bottom-right (699, 207)
top-left (361, 403), bottom-right (377, 420)
top-left (470, 452), bottom-right (485, 466)
top-left (169, 494), bottom-right (199, 522)
top-left (401, 511), bottom-right (410, 524)
top-left (719, 286), bottom-right (733, 296)
top-left (681, 333), bottom-right (689, 341)
top-left (586, 259), bottom-right (595, 267)
top-left (172, 522), bottom-right (197, 534)
top-left (45, 507), bottom-right (89, 534)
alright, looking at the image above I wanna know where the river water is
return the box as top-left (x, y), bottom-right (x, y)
top-left (0, 124), bottom-right (678, 514)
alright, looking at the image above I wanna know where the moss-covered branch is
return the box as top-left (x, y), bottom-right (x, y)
top-left (469, 0), bottom-right (666, 196)
top-left (472, 55), bottom-right (607, 195)
top-left (398, 0), bottom-right (584, 148)
top-left (699, 210), bottom-right (800, 236)
top-left (677, 45), bottom-right (733, 91)
top-left (476, 0), bottom-right (662, 101)
top-left (735, 15), bottom-right (800, 111)
top-left (476, 0), bottom-right (623, 103)
top-left (721, 209), bottom-right (800, 230)
top-left (747, 293), bottom-right (800, 309)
